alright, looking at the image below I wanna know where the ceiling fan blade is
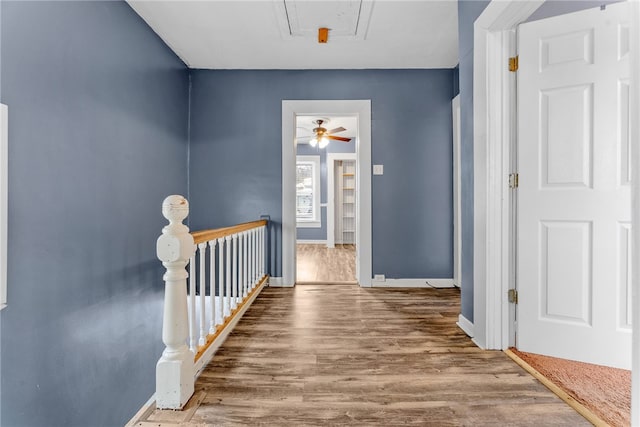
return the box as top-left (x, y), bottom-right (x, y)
top-left (327, 127), bottom-right (346, 134)
top-left (328, 135), bottom-right (352, 142)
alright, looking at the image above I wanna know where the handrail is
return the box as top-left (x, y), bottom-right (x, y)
top-left (191, 219), bottom-right (268, 244)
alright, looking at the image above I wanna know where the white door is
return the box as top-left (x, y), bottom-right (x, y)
top-left (517, 2), bottom-right (631, 369)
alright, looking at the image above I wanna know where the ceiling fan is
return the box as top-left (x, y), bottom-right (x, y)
top-left (301, 119), bottom-right (352, 148)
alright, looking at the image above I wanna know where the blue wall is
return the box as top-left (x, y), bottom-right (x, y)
top-left (189, 69), bottom-right (454, 279)
top-left (296, 138), bottom-right (356, 241)
top-left (0, 2), bottom-right (189, 426)
top-left (458, 0), bottom-right (490, 322)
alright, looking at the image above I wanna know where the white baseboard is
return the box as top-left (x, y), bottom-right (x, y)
top-left (268, 277), bottom-right (294, 287)
top-left (296, 240), bottom-right (327, 245)
top-left (371, 278), bottom-right (456, 288)
top-left (457, 314), bottom-right (474, 338)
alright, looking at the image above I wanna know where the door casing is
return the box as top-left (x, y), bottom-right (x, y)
top-left (281, 100), bottom-right (372, 287)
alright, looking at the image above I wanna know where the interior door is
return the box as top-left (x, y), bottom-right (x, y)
top-left (517, 2), bottom-right (631, 369)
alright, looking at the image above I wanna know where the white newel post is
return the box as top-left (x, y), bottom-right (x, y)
top-left (156, 195), bottom-right (195, 409)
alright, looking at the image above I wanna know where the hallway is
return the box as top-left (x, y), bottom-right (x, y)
top-left (143, 284), bottom-right (588, 426)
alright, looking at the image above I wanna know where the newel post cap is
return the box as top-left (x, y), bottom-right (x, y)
top-left (162, 195), bottom-right (189, 223)
top-left (157, 195), bottom-right (194, 263)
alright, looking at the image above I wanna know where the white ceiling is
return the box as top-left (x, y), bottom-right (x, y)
top-left (127, 1), bottom-right (459, 69)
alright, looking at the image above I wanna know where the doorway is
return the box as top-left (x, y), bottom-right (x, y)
top-left (281, 100), bottom-right (372, 287)
top-left (294, 117), bottom-right (358, 283)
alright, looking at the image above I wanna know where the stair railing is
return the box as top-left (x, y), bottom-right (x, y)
top-left (155, 195), bottom-right (268, 409)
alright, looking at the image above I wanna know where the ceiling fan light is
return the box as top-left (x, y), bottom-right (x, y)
top-left (309, 137), bottom-right (318, 147)
top-left (319, 136), bottom-right (330, 149)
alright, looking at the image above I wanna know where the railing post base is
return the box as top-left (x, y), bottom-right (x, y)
top-left (156, 351), bottom-right (195, 409)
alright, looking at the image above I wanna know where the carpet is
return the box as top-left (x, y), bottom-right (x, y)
top-left (509, 348), bottom-right (630, 427)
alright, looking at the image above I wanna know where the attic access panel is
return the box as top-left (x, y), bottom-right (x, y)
top-left (275, 0), bottom-right (373, 40)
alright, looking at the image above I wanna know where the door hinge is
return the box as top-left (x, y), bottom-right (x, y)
top-left (509, 56), bottom-right (519, 72)
top-left (509, 173), bottom-right (519, 189)
top-left (508, 289), bottom-right (518, 304)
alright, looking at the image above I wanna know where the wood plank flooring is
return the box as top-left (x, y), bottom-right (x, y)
top-left (296, 244), bottom-right (356, 283)
top-left (151, 285), bottom-right (589, 426)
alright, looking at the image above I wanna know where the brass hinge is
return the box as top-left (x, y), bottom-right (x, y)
top-left (509, 173), bottom-right (519, 189)
top-left (508, 289), bottom-right (518, 304)
top-left (509, 56), bottom-right (519, 72)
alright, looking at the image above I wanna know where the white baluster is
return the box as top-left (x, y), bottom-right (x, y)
top-left (198, 242), bottom-right (207, 347)
top-left (262, 225), bottom-right (266, 277)
top-left (209, 239), bottom-right (217, 334)
top-left (231, 233), bottom-right (238, 309)
top-left (217, 237), bottom-right (225, 324)
top-left (156, 195), bottom-right (195, 409)
top-left (188, 254), bottom-right (196, 352)
top-left (243, 230), bottom-right (249, 299)
top-left (251, 229), bottom-right (255, 288)
top-left (256, 227), bottom-right (260, 283)
top-left (238, 231), bottom-right (245, 302)
top-left (225, 235), bottom-right (232, 317)
top-left (259, 226), bottom-right (264, 280)
top-left (252, 228), bottom-right (257, 286)
top-left (248, 229), bottom-right (254, 290)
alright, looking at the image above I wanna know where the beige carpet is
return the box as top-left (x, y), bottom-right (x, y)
top-left (511, 348), bottom-right (630, 427)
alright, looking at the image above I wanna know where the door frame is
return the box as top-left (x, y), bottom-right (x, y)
top-left (475, 0), bottom-right (640, 422)
top-left (452, 95), bottom-right (462, 288)
top-left (282, 100), bottom-right (372, 287)
top-left (327, 152), bottom-right (357, 249)
top-left (473, 0), bottom-right (543, 351)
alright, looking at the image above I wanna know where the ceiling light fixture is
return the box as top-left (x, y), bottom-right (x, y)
top-left (318, 136), bottom-right (330, 149)
top-left (309, 137), bottom-right (318, 147)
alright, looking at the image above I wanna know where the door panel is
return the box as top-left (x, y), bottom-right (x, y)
top-left (540, 84), bottom-right (593, 188)
top-left (518, 2), bottom-right (631, 369)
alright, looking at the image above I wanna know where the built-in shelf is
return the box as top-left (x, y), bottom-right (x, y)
top-left (339, 160), bottom-right (356, 245)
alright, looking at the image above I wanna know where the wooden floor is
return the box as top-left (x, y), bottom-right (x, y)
top-left (296, 244), bottom-right (356, 283)
top-left (148, 285), bottom-right (588, 426)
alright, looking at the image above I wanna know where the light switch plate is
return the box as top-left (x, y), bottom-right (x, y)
top-left (373, 164), bottom-right (384, 175)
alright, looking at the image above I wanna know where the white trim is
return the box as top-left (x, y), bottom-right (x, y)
top-left (0, 104), bottom-right (7, 309)
top-left (457, 314), bottom-right (474, 338)
top-left (282, 100), bottom-right (372, 288)
top-left (296, 240), bottom-right (327, 245)
top-left (452, 95), bottom-right (461, 288)
top-left (371, 278), bottom-right (455, 288)
top-left (296, 221), bottom-right (321, 228)
top-left (268, 276), bottom-right (291, 287)
top-left (473, 0), bottom-right (543, 351)
top-left (295, 155), bottom-right (321, 227)
top-left (631, 1), bottom-right (640, 424)
top-left (327, 152), bottom-right (357, 249)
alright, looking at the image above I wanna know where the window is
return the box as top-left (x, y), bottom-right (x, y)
top-left (296, 155), bottom-right (321, 228)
